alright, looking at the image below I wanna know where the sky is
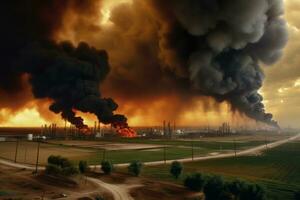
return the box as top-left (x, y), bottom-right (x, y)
top-left (0, 0), bottom-right (299, 128)
top-left (262, 0), bottom-right (300, 128)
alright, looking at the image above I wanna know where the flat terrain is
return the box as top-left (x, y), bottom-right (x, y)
top-left (0, 133), bottom-right (293, 165)
top-left (0, 163), bottom-right (199, 200)
top-left (0, 133), bottom-right (298, 200)
top-left (0, 141), bottom-right (96, 165)
top-left (50, 140), bottom-right (164, 150)
top-left (141, 138), bottom-right (300, 200)
top-left (0, 164), bottom-right (113, 200)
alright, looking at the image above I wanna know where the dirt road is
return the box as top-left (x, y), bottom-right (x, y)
top-left (86, 177), bottom-right (139, 200)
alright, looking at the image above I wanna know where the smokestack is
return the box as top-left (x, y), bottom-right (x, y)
top-left (97, 121), bottom-right (101, 134)
top-left (163, 120), bottom-right (166, 137)
top-left (173, 121), bottom-right (176, 135)
top-left (168, 121), bottom-right (171, 139)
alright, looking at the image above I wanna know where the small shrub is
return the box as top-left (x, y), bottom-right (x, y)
top-left (61, 158), bottom-right (73, 168)
top-left (294, 190), bottom-right (300, 200)
top-left (203, 175), bottom-right (225, 200)
top-left (46, 155), bottom-right (78, 177)
top-left (101, 161), bottom-right (113, 175)
top-left (45, 164), bottom-right (62, 175)
top-left (225, 179), bottom-right (248, 198)
top-left (295, 190), bottom-right (300, 200)
top-left (170, 161), bottom-right (183, 179)
top-left (95, 196), bottom-right (104, 200)
top-left (219, 191), bottom-right (235, 200)
top-left (184, 173), bottom-right (207, 192)
top-left (128, 161), bottom-right (143, 176)
top-left (62, 165), bottom-right (79, 176)
top-left (78, 160), bottom-right (88, 174)
top-left (48, 155), bottom-right (72, 168)
top-left (240, 183), bottom-right (266, 200)
top-left (48, 155), bottom-right (62, 166)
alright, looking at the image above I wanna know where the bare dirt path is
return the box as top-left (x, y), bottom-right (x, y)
top-left (86, 177), bottom-right (141, 200)
top-left (0, 161), bottom-right (138, 200)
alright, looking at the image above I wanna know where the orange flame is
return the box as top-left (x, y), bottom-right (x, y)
top-left (113, 122), bottom-right (137, 138)
top-left (79, 126), bottom-right (92, 135)
top-left (116, 126), bottom-right (137, 138)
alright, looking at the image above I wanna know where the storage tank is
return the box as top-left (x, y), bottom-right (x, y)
top-left (27, 134), bottom-right (33, 141)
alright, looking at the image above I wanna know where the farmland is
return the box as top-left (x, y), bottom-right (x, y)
top-left (0, 141), bottom-right (96, 165)
top-left (0, 133), bottom-right (299, 199)
top-left (141, 139), bottom-right (300, 200)
top-left (0, 133), bottom-right (293, 165)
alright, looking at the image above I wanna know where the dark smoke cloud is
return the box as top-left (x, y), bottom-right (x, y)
top-left (0, 0), bottom-right (288, 128)
top-left (147, 0), bottom-right (288, 127)
top-left (17, 41), bottom-right (126, 128)
top-left (0, 1), bottom-right (127, 128)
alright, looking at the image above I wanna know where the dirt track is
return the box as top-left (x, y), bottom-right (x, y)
top-left (87, 177), bottom-right (141, 200)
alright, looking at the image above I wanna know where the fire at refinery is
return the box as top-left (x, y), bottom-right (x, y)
top-left (79, 124), bottom-right (137, 138)
top-left (0, 0), bottom-right (291, 132)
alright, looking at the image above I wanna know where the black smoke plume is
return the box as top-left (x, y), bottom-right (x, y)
top-left (0, 0), bottom-right (289, 128)
top-left (148, 0), bottom-right (288, 127)
top-left (17, 41), bottom-right (126, 129)
top-left (0, 1), bottom-right (127, 128)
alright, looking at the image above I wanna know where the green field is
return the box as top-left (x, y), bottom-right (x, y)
top-left (54, 139), bottom-right (274, 165)
top-left (141, 140), bottom-right (300, 200)
top-left (0, 133), bottom-right (292, 165)
top-left (0, 141), bottom-right (96, 165)
top-left (0, 134), bottom-right (299, 199)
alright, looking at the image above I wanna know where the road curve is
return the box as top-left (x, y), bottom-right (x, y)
top-left (87, 177), bottom-right (135, 200)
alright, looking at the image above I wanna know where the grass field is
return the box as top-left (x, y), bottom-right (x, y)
top-left (47, 138), bottom-right (273, 165)
top-left (141, 140), bottom-right (300, 200)
top-left (0, 133), bottom-right (292, 165)
top-left (0, 141), bottom-right (96, 165)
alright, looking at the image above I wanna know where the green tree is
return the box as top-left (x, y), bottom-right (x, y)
top-left (101, 161), bottom-right (113, 175)
top-left (203, 175), bottom-right (225, 200)
top-left (95, 196), bottom-right (104, 200)
top-left (47, 155), bottom-right (72, 168)
top-left (225, 179), bottom-right (248, 199)
top-left (46, 155), bottom-right (78, 176)
top-left (62, 165), bottom-right (79, 176)
top-left (295, 190), bottom-right (300, 200)
top-left (128, 161), bottom-right (143, 176)
top-left (45, 164), bottom-right (62, 175)
top-left (220, 192), bottom-right (235, 200)
top-left (184, 173), bottom-right (207, 192)
top-left (170, 161), bottom-right (183, 179)
top-left (78, 160), bottom-right (88, 174)
top-left (240, 184), bottom-right (266, 200)
top-left (48, 155), bottom-right (62, 166)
